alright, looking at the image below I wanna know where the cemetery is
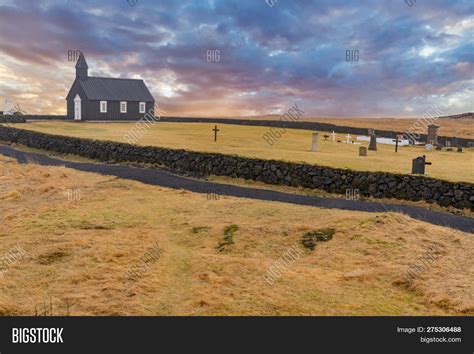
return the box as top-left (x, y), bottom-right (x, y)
top-left (7, 120), bottom-right (473, 184)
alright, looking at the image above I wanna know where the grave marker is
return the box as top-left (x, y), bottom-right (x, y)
top-left (368, 129), bottom-right (377, 151)
top-left (411, 155), bottom-right (432, 175)
top-left (213, 125), bottom-right (219, 142)
top-left (345, 134), bottom-right (351, 144)
top-left (311, 132), bottom-right (319, 152)
top-left (392, 134), bottom-right (402, 152)
top-left (331, 131), bottom-right (336, 142)
top-left (359, 146), bottom-right (367, 156)
top-left (427, 124), bottom-right (439, 145)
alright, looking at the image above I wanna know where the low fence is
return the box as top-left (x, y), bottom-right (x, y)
top-left (0, 126), bottom-right (472, 210)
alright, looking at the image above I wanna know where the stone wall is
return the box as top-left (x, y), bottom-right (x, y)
top-left (0, 126), bottom-right (472, 210)
top-left (19, 115), bottom-right (68, 120)
top-left (0, 116), bottom-right (27, 123)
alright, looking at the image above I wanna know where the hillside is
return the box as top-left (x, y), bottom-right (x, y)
top-left (0, 155), bottom-right (472, 315)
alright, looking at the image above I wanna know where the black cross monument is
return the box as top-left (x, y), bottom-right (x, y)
top-left (393, 134), bottom-right (402, 153)
top-left (213, 125), bottom-right (220, 142)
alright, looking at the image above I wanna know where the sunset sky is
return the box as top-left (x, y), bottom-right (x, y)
top-left (0, 0), bottom-right (473, 117)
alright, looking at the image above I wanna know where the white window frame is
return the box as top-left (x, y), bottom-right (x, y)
top-left (100, 101), bottom-right (107, 113)
top-left (139, 102), bottom-right (146, 113)
top-left (120, 101), bottom-right (127, 113)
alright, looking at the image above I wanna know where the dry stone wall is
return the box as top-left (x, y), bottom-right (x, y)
top-left (0, 126), bottom-right (472, 210)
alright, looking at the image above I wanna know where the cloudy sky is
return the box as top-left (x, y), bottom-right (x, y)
top-left (0, 0), bottom-right (472, 117)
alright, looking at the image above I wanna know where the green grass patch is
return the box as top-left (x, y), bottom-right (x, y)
top-left (302, 228), bottom-right (336, 250)
top-left (217, 224), bottom-right (238, 252)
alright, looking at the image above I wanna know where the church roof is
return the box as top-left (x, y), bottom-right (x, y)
top-left (67, 53), bottom-right (154, 102)
top-left (76, 77), bottom-right (155, 101)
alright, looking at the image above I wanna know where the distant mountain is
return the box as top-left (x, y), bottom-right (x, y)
top-left (439, 112), bottom-right (474, 120)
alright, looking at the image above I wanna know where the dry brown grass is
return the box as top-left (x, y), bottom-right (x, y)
top-left (0, 155), bottom-right (472, 316)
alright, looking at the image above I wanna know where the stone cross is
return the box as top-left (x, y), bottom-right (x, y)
top-left (213, 125), bottom-right (219, 142)
top-left (331, 131), bottom-right (336, 142)
top-left (368, 129), bottom-right (377, 151)
top-left (411, 155), bottom-right (432, 175)
top-left (359, 146), bottom-right (367, 156)
top-left (311, 132), bottom-right (319, 152)
top-left (345, 134), bottom-right (351, 144)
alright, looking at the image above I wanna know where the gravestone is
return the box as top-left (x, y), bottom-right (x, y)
top-left (311, 132), bottom-right (319, 152)
top-left (345, 134), bottom-right (351, 144)
top-left (323, 134), bottom-right (329, 141)
top-left (425, 144), bottom-right (433, 151)
top-left (427, 124), bottom-right (439, 145)
top-left (368, 129), bottom-right (377, 151)
top-left (411, 155), bottom-right (432, 175)
top-left (457, 146), bottom-right (463, 153)
top-left (331, 131), bottom-right (336, 142)
top-left (359, 146), bottom-right (367, 156)
top-left (435, 144), bottom-right (443, 151)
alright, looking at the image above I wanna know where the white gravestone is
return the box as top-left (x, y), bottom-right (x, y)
top-left (345, 134), bottom-right (351, 144)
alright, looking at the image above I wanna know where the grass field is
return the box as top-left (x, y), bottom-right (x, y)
top-left (0, 156), bottom-right (473, 316)
top-left (12, 121), bottom-right (474, 183)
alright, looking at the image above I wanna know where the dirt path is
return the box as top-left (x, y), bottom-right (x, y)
top-left (1, 144), bottom-right (472, 233)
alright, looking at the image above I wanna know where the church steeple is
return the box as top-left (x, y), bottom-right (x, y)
top-left (75, 52), bottom-right (88, 81)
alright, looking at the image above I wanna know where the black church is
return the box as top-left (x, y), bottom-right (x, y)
top-left (65, 53), bottom-right (155, 121)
